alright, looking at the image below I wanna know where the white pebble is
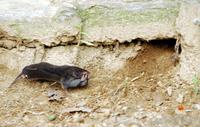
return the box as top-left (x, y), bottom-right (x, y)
top-left (176, 94), bottom-right (184, 103)
top-left (167, 87), bottom-right (173, 97)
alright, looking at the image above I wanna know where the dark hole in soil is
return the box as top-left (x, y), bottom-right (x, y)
top-left (148, 38), bottom-right (182, 54)
top-left (124, 38), bottom-right (181, 54)
top-left (148, 38), bottom-right (176, 49)
top-left (134, 38), bottom-right (179, 52)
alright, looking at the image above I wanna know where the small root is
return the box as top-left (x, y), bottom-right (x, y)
top-left (131, 72), bottom-right (144, 82)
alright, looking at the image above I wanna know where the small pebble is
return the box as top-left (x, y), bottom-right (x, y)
top-left (176, 94), bottom-right (184, 103)
top-left (193, 103), bottom-right (200, 110)
top-left (167, 87), bottom-right (173, 97)
top-left (193, 18), bottom-right (200, 26)
top-left (48, 114), bottom-right (57, 121)
top-left (153, 92), bottom-right (164, 106)
top-left (155, 101), bottom-right (163, 106)
top-left (134, 112), bottom-right (147, 119)
top-left (122, 106), bottom-right (128, 111)
top-left (18, 46), bottom-right (26, 51)
top-left (157, 81), bottom-right (163, 87)
top-left (143, 60), bottom-right (147, 64)
top-left (73, 113), bottom-right (83, 122)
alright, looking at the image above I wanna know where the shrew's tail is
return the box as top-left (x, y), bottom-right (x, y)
top-left (9, 73), bottom-right (23, 88)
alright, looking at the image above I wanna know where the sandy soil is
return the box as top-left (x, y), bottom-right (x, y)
top-left (0, 41), bottom-right (200, 127)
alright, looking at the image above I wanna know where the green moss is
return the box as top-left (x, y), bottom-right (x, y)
top-left (79, 6), bottom-right (179, 27)
top-left (192, 75), bottom-right (200, 95)
top-left (6, 18), bottom-right (71, 39)
top-left (9, 23), bottom-right (23, 38)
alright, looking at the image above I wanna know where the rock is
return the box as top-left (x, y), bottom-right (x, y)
top-left (47, 89), bottom-right (65, 102)
top-left (0, 40), bottom-right (17, 49)
top-left (176, 94), bottom-right (184, 103)
top-left (153, 92), bottom-right (164, 106)
top-left (72, 113), bottom-right (83, 123)
top-left (77, 101), bottom-right (86, 107)
top-left (143, 91), bottom-right (152, 101)
top-left (143, 60), bottom-right (147, 64)
top-left (97, 108), bottom-right (111, 117)
top-left (177, 3), bottom-right (200, 83)
top-left (157, 81), bottom-right (163, 87)
top-left (48, 114), bottom-right (57, 121)
top-left (134, 111), bottom-right (147, 119)
top-left (193, 103), bottom-right (200, 110)
top-left (193, 18), bottom-right (200, 26)
top-left (137, 106), bottom-right (144, 111)
top-left (155, 101), bottom-right (163, 107)
top-left (18, 46), bottom-right (26, 51)
top-left (0, 0), bottom-right (80, 46)
top-left (166, 87), bottom-right (173, 97)
top-left (122, 106), bottom-right (128, 112)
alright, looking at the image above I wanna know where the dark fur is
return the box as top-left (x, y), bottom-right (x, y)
top-left (10, 62), bottom-right (89, 89)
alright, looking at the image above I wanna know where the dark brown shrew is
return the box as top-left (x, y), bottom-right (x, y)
top-left (10, 62), bottom-right (89, 89)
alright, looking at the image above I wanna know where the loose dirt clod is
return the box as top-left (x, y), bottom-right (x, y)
top-left (47, 90), bottom-right (65, 102)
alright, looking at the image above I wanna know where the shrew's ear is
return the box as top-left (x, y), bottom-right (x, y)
top-left (81, 71), bottom-right (89, 81)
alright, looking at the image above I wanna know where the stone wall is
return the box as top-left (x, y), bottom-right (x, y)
top-left (176, 2), bottom-right (200, 83)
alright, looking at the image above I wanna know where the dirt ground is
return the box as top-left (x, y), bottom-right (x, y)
top-left (0, 40), bottom-right (200, 127)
